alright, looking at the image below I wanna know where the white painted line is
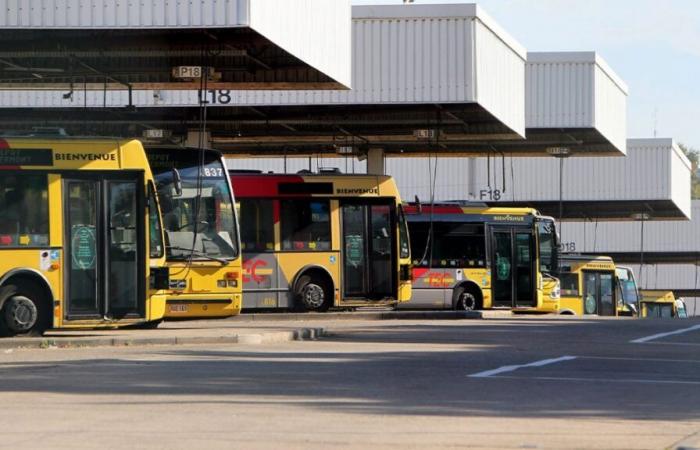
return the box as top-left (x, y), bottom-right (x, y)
top-left (630, 324), bottom-right (700, 344)
top-left (468, 355), bottom-right (577, 378)
top-left (493, 375), bottom-right (700, 386)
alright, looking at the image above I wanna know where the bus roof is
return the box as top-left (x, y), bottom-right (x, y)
top-left (404, 202), bottom-right (541, 217)
top-left (0, 137), bottom-right (149, 171)
top-left (229, 171), bottom-right (401, 199)
top-left (560, 254), bottom-right (616, 272)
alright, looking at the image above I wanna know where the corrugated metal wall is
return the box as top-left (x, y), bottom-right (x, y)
top-left (228, 156), bottom-right (367, 174)
top-left (624, 264), bottom-right (700, 290)
top-left (0, 4), bottom-right (525, 135)
top-left (249, 0), bottom-right (351, 89)
top-left (560, 201), bottom-right (700, 253)
top-left (0, 0), bottom-right (249, 28)
top-left (594, 61), bottom-right (628, 155)
top-left (526, 52), bottom-right (628, 154)
top-left (475, 19), bottom-right (525, 137)
top-left (526, 55), bottom-right (594, 129)
top-left (327, 139), bottom-right (687, 213)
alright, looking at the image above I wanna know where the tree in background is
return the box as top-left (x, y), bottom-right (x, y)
top-left (679, 143), bottom-right (700, 199)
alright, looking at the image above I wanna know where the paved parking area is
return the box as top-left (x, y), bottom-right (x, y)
top-left (0, 317), bottom-right (698, 449)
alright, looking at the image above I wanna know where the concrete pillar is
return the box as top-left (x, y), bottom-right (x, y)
top-left (186, 130), bottom-right (212, 149)
top-left (366, 147), bottom-right (385, 175)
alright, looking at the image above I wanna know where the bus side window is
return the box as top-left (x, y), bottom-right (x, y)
top-left (0, 174), bottom-right (49, 247)
top-left (560, 273), bottom-right (579, 296)
top-left (239, 199), bottom-right (274, 252)
top-left (281, 199), bottom-right (330, 251)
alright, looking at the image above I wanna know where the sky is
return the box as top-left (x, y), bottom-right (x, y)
top-left (351, 0), bottom-right (700, 149)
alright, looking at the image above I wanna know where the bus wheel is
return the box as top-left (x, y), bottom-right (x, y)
top-left (0, 284), bottom-right (50, 337)
top-left (296, 275), bottom-right (331, 312)
top-left (454, 286), bottom-right (480, 311)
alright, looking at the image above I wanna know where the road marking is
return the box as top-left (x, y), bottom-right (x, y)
top-left (630, 324), bottom-right (700, 344)
top-left (468, 355), bottom-right (577, 378)
top-left (492, 375), bottom-right (700, 386)
top-left (582, 355), bottom-right (700, 364)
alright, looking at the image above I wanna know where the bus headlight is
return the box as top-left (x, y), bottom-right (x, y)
top-left (550, 283), bottom-right (561, 300)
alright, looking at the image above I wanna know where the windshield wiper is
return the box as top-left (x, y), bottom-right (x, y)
top-left (166, 246), bottom-right (230, 265)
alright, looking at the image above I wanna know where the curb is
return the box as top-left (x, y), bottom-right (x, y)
top-left (230, 310), bottom-right (482, 322)
top-left (0, 327), bottom-right (326, 351)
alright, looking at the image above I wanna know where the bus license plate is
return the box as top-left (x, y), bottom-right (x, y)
top-left (169, 304), bottom-right (188, 313)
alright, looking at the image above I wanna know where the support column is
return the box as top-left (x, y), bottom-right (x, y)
top-left (186, 130), bottom-right (212, 149)
top-left (366, 147), bottom-right (385, 175)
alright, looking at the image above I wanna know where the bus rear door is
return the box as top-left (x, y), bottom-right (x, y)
top-left (341, 200), bottom-right (396, 301)
top-left (64, 172), bottom-right (145, 320)
top-left (491, 226), bottom-right (536, 308)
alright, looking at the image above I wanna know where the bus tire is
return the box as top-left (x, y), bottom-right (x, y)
top-left (0, 283), bottom-right (51, 337)
top-left (295, 274), bottom-right (332, 312)
top-left (453, 285), bottom-right (481, 311)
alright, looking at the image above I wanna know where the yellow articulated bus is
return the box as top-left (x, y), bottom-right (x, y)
top-left (557, 255), bottom-right (639, 316)
top-left (231, 170), bottom-right (412, 311)
top-left (145, 147), bottom-right (242, 319)
top-left (639, 290), bottom-right (688, 318)
top-left (0, 137), bottom-right (169, 336)
top-left (402, 203), bottom-right (560, 312)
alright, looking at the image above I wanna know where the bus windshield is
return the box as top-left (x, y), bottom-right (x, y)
top-left (537, 219), bottom-right (557, 274)
top-left (147, 149), bottom-right (239, 261)
top-left (616, 267), bottom-right (639, 306)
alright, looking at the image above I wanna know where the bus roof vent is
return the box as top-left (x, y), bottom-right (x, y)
top-left (443, 200), bottom-right (489, 208)
top-left (318, 167), bottom-right (342, 174)
top-left (0, 127), bottom-right (69, 137)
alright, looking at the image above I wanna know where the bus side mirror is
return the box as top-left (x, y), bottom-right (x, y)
top-left (172, 168), bottom-right (183, 197)
top-left (414, 195), bottom-right (422, 214)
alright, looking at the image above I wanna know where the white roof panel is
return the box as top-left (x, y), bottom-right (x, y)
top-left (0, 0), bottom-right (352, 89)
top-left (526, 51), bottom-right (628, 154)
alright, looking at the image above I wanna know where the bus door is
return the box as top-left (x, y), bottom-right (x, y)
top-left (491, 227), bottom-right (535, 307)
top-left (341, 200), bottom-right (396, 300)
top-left (63, 173), bottom-right (145, 320)
top-left (582, 271), bottom-right (615, 316)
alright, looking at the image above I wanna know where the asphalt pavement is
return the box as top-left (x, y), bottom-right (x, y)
top-left (0, 316), bottom-right (698, 449)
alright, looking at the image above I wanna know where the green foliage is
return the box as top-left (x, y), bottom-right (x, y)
top-left (679, 143), bottom-right (700, 199)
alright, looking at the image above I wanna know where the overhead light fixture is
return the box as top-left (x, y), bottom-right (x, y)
top-left (413, 129), bottom-right (437, 140)
top-left (631, 213), bottom-right (651, 221)
top-left (143, 129), bottom-right (172, 139)
top-left (546, 147), bottom-right (571, 156)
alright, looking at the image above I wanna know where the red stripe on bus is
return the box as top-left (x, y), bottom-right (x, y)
top-left (231, 175), bottom-right (305, 197)
top-left (413, 268), bottom-right (430, 279)
top-left (404, 205), bottom-right (463, 215)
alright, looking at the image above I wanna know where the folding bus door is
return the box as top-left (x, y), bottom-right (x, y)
top-left (341, 200), bottom-right (396, 301)
top-left (582, 271), bottom-right (615, 316)
top-left (64, 173), bottom-right (145, 320)
top-left (490, 227), bottom-right (536, 308)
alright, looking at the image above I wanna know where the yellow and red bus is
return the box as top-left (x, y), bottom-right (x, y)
top-left (145, 147), bottom-right (242, 319)
top-left (231, 171), bottom-right (412, 311)
top-left (403, 203), bottom-right (560, 311)
top-left (0, 137), bottom-right (169, 336)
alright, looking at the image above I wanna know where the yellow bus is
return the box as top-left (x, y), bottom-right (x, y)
top-left (231, 171), bottom-right (412, 311)
top-left (557, 255), bottom-right (639, 316)
top-left (0, 137), bottom-right (168, 336)
top-left (403, 203), bottom-right (560, 311)
top-left (640, 290), bottom-right (688, 318)
top-left (145, 147), bottom-right (242, 319)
